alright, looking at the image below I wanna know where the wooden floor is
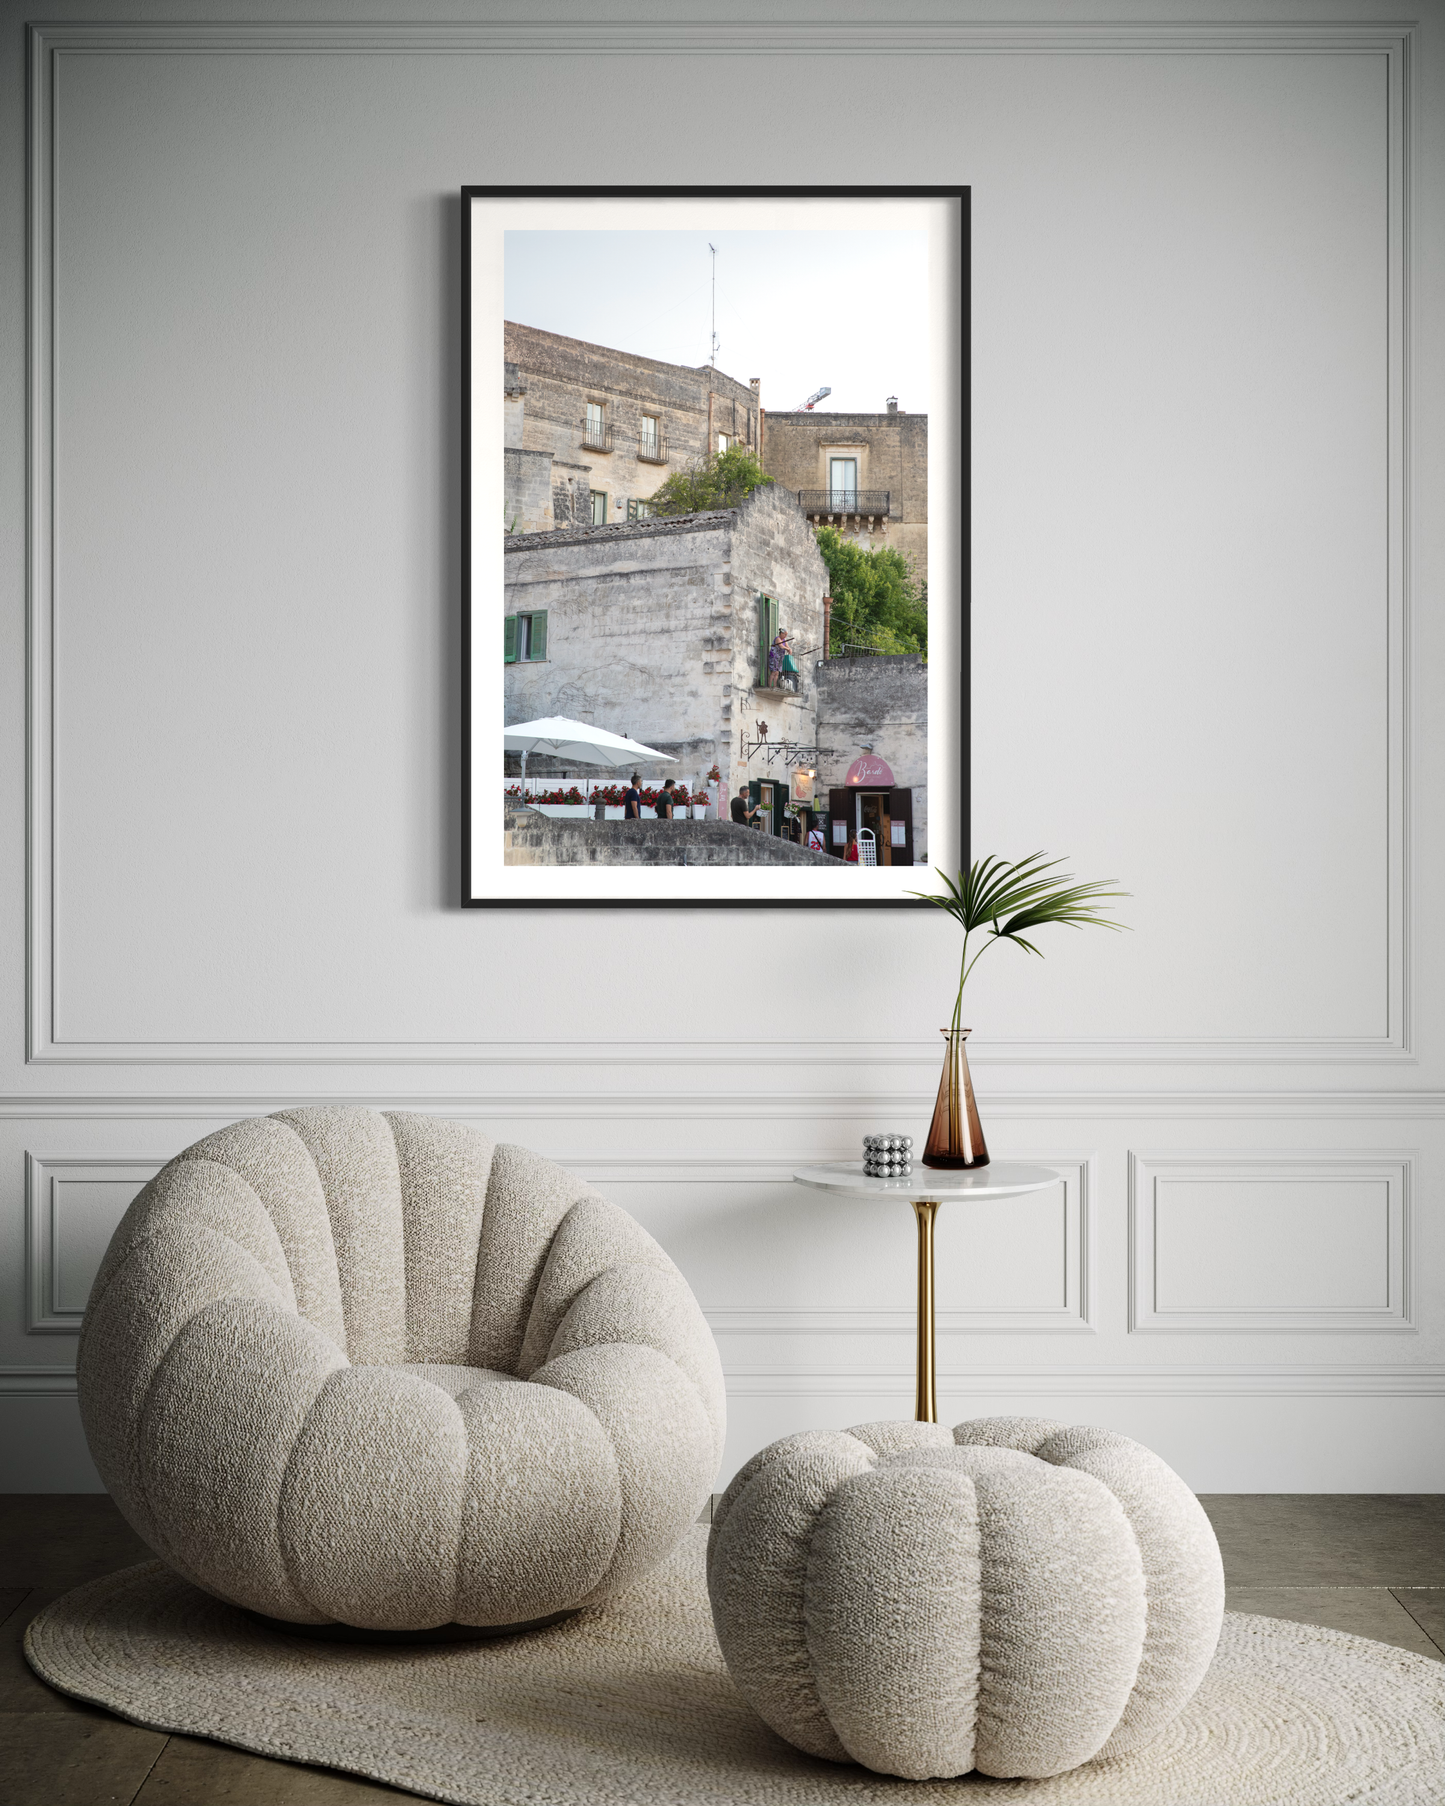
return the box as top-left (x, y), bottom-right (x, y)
top-left (2, 1492), bottom-right (1442, 1805)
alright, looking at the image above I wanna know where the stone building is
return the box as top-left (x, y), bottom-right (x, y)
top-left (504, 324), bottom-right (761, 534)
top-left (504, 481), bottom-right (828, 818)
top-left (815, 653), bottom-right (929, 865)
top-left (760, 398), bottom-right (928, 587)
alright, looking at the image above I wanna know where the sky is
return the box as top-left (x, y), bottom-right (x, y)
top-left (504, 229), bottom-right (930, 417)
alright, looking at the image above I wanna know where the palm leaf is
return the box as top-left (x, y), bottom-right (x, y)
top-left (909, 853), bottom-right (1128, 1006)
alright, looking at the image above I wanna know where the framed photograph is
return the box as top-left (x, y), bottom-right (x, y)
top-left (462, 186), bottom-right (968, 907)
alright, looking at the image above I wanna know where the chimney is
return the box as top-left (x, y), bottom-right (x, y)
top-left (886, 396), bottom-right (899, 415)
top-left (823, 596), bottom-right (832, 660)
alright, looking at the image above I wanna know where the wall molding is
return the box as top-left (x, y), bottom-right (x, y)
top-left (10, 1147), bottom-right (1091, 1338)
top-left (0, 1367), bottom-right (83, 1396)
top-left (21, 21), bottom-right (1421, 57)
top-left (24, 1153), bottom-right (162, 1333)
top-left (9, 1364), bottom-right (1441, 1401)
top-left (19, 1037), bottom-right (1426, 1070)
top-left (1128, 1151), bottom-right (1416, 1335)
top-left (4, 1091), bottom-right (1444, 1122)
top-left (24, 20), bottom-right (1414, 1070)
top-left (720, 1363), bottom-right (1445, 1399)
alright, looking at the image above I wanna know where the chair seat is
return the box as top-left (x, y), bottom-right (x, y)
top-left (394, 1363), bottom-right (522, 1397)
top-left (77, 1107), bottom-right (725, 1633)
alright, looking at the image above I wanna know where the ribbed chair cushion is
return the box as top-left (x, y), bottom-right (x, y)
top-left (707, 1416), bottom-right (1224, 1782)
top-left (78, 1108), bottom-right (725, 1631)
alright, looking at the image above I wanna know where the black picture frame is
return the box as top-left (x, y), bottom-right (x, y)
top-left (462, 185), bottom-right (969, 908)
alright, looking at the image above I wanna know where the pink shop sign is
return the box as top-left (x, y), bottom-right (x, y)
top-left (844, 754), bottom-right (896, 788)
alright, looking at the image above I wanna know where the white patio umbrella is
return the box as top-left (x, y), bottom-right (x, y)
top-left (503, 715), bottom-right (676, 795)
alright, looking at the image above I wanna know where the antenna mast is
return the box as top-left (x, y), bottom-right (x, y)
top-left (708, 243), bottom-right (718, 368)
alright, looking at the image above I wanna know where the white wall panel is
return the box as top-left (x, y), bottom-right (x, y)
top-left (1129, 1154), bottom-right (1413, 1333)
top-left (24, 1155), bottom-right (160, 1332)
top-left (1, 1), bottom-right (1442, 1493)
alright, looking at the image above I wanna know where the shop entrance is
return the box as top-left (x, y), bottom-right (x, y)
top-left (824, 784), bottom-right (915, 865)
top-left (858, 791), bottom-right (891, 865)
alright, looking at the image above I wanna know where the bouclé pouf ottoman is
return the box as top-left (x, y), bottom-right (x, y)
top-left (707, 1416), bottom-right (1225, 1782)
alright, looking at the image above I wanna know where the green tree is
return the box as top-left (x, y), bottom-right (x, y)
top-left (648, 446), bottom-right (775, 516)
top-left (815, 526), bottom-right (927, 657)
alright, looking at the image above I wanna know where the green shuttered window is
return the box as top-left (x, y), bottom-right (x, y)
top-left (757, 595), bottom-right (778, 686)
top-left (504, 611), bottom-right (547, 663)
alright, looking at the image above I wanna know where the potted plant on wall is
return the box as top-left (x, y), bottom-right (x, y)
top-left (912, 854), bottom-right (1126, 1168)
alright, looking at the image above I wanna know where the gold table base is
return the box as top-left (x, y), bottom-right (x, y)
top-left (790, 1162), bottom-right (1062, 1429)
top-left (912, 1198), bottom-right (941, 1422)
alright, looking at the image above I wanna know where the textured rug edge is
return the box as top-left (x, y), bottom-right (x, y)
top-left (23, 1565), bottom-right (502, 1806)
top-left (22, 1560), bottom-right (1445, 1806)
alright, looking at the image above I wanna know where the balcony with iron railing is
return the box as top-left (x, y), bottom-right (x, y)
top-left (636, 431), bottom-right (669, 465)
top-left (581, 419), bottom-right (614, 453)
top-left (798, 489), bottom-right (891, 516)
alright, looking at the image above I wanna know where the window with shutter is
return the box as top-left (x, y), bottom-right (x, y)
top-left (756, 595), bottom-right (778, 687)
top-left (529, 611), bottom-right (548, 661)
top-left (504, 614), bottom-right (517, 663)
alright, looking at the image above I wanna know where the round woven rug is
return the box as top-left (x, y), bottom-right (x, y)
top-left (25, 1528), bottom-right (1444, 1805)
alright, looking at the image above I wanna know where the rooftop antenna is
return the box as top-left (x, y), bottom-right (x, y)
top-left (709, 243), bottom-right (718, 368)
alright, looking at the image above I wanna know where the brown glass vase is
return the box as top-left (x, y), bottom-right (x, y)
top-left (921, 1027), bottom-right (989, 1168)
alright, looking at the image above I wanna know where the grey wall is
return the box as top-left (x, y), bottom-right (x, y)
top-left (2, 0), bottom-right (1443, 1491)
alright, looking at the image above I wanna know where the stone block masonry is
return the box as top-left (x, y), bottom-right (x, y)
top-left (816, 653), bottom-right (929, 861)
top-left (504, 485), bottom-right (828, 811)
top-left (762, 408), bottom-right (928, 585)
top-left (506, 321), bottom-right (760, 528)
top-left (504, 809), bottom-right (836, 867)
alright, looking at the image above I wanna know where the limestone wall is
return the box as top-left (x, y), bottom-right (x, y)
top-left (815, 653), bottom-right (930, 861)
top-left (503, 486), bottom-right (829, 804)
top-left (762, 409), bottom-right (928, 585)
top-left (504, 808), bottom-right (835, 867)
top-left (503, 447), bottom-right (554, 534)
top-left (505, 321), bottom-right (760, 527)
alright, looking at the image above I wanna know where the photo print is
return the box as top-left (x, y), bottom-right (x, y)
top-left (464, 188), bottom-right (967, 906)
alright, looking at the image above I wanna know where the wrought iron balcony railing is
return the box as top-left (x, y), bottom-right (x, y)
top-left (798, 489), bottom-right (891, 515)
top-left (636, 433), bottom-right (669, 465)
top-left (581, 420), bottom-right (614, 453)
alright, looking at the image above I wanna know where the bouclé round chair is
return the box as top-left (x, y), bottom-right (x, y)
top-left (77, 1107), bottom-right (725, 1634)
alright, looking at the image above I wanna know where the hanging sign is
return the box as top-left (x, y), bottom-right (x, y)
top-left (843, 754), bottom-right (895, 788)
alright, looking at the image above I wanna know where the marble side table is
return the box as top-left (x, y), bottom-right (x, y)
top-left (792, 1162), bottom-right (1059, 1421)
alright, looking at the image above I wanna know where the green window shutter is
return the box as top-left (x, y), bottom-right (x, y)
top-left (756, 595), bottom-right (778, 686)
top-left (529, 611), bottom-right (548, 661)
top-left (504, 614), bottom-right (517, 663)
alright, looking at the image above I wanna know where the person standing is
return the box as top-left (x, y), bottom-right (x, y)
top-left (767, 632), bottom-right (785, 689)
top-left (622, 773), bottom-right (643, 820)
top-left (655, 778), bottom-right (677, 820)
top-left (730, 789), bottom-right (758, 828)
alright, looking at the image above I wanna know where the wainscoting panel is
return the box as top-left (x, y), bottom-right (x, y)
top-left (3, 1111), bottom-right (1441, 1492)
top-left (1129, 1154), bottom-right (1413, 1334)
top-left (24, 1155), bottom-right (162, 1333)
